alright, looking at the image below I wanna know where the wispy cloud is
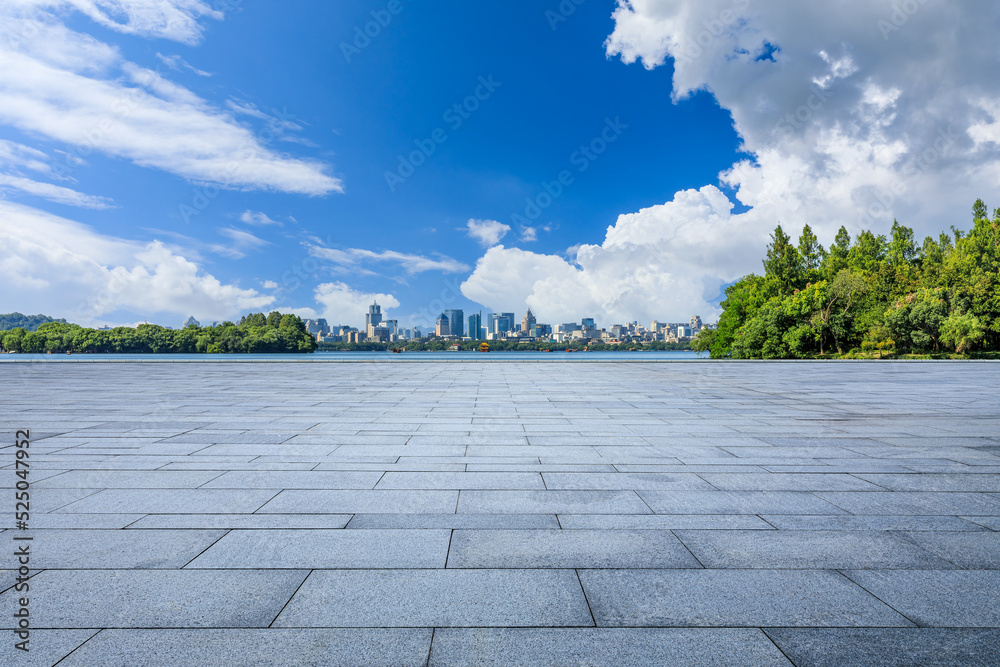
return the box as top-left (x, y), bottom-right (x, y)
top-left (0, 3), bottom-right (342, 196)
top-left (0, 139), bottom-right (113, 208)
top-left (240, 210), bottom-right (282, 226)
top-left (308, 243), bottom-right (470, 275)
top-left (156, 52), bottom-right (211, 77)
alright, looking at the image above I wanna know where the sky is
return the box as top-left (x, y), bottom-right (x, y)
top-left (1, 1), bottom-right (999, 330)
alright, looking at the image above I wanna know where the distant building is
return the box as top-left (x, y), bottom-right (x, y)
top-left (677, 325), bottom-right (692, 338)
top-left (690, 315), bottom-right (703, 332)
top-left (184, 316), bottom-right (200, 328)
top-left (521, 309), bottom-right (536, 334)
top-left (436, 313), bottom-right (450, 337)
top-left (468, 312), bottom-right (484, 340)
top-left (366, 302), bottom-right (383, 337)
top-left (581, 317), bottom-right (596, 330)
top-left (304, 318), bottom-right (330, 336)
top-left (443, 309), bottom-right (464, 337)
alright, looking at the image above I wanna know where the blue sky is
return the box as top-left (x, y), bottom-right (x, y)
top-left (2, 1), bottom-right (998, 328)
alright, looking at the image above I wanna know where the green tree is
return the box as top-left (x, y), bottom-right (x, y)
top-left (763, 225), bottom-right (805, 292)
top-left (940, 312), bottom-right (985, 354)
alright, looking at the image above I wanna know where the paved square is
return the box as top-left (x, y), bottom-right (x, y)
top-left (2, 360), bottom-right (999, 665)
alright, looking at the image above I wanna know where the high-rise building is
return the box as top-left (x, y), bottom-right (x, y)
top-left (435, 313), bottom-right (450, 337)
top-left (443, 309), bottom-right (464, 337)
top-left (491, 312), bottom-right (515, 335)
top-left (184, 316), bottom-right (200, 328)
top-left (521, 309), bottom-right (536, 334)
top-left (468, 312), bottom-right (484, 340)
top-left (581, 317), bottom-right (596, 330)
top-left (690, 315), bottom-right (703, 332)
top-left (366, 302), bottom-right (383, 336)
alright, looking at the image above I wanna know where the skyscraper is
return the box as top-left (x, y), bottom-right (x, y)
top-left (365, 301), bottom-right (382, 337)
top-left (581, 317), bottom-right (596, 330)
top-left (468, 312), bottom-right (483, 340)
top-left (435, 313), bottom-right (450, 337)
top-left (443, 309), bottom-right (464, 337)
top-left (521, 309), bottom-right (536, 334)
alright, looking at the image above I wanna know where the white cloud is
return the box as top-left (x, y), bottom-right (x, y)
top-left (465, 218), bottom-right (510, 247)
top-left (0, 139), bottom-right (112, 208)
top-left (240, 210), bottom-right (282, 226)
top-left (520, 226), bottom-right (538, 242)
top-left (155, 52), bottom-right (211, 76)
top-left (464, 0), bottom-right (1000, 323)
top-left (0, 174), bottom-right (113, 209)
top-left (217, 227), bottom-right (269, 258)
top-left (64, 0), bottom-right (223, 45)
top-left (312, 282), bottom-right (400, 327)
top-left (0, 2), bottom-right (341, 195)
top-left (0, 201), bottom-right (273, 325)
top-left (308, 244), bottom-right (470, 275)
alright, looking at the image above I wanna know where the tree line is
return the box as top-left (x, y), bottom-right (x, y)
top-left (0, 313), bottom-right (65, 332)
top-left (693, 199), bottom-right (1000, 359)
top-left (1, 312), bottom-right (317, 354)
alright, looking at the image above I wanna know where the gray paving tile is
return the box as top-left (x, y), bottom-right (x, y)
top-left (843, 570), bottom-right (1000, 627)
top-left (201, 470), bottom-right (383, 489)
top-left (458, 490), bottom-right (652, 514)
top-left (59, 628), bottom-right (433, 667)
top-left (540, 472), bottom-right (714, 490)
top-left (375, 472), bottom-right (545, 490)
top-left (963, 515), bottom-right (1000, 530)
top-left (638, 490), bottom-right (846, 514)
top-left (760, 515), bottom-right (986, 531)
top-left (33, 470), bottom-right (223, 488)
top-left (273, 569), bottom-right (593, 628)
top-left (0, 570), bottom-right (309, 629)
top-left (28, 529), bottom-right (225, 569)
top-left (429, 628), bottom-right (792, 666)
top-left (257, 490), bottom-right (458, 514)
top-left (27, 513), bottom-right (146, 529)
top-left (187, 529), bottom-right (450, 568)
top-left (816, 492), bottom-right (1000, 515)
top-left (0, 629), bottom-right (99, 667)
top-left (675, 530), bottom-right (956, 569)
top-left (127, 514), bottom-right (353, 529)
top-left (580, 569), bottom-right (914, 628)
top-left (346, 514), bottom-right (560, 530)
top-left (53, 489), bottom-right (278, 514)
top-left (448, 529), bottom-right (702, 569)
top-left (855, 473), bottom-right (1000, 492)
top-left (698, 473), bottom-right (882, 491)
top-left (900, 532), bottom-right (1000, 568)
top-left (557, 514), bottom-right (774, 530)
top-left (765, 628), bottom-right (1000, 667)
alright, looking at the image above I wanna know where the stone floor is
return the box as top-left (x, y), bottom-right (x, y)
top-left (2, 360), bottom-right (999, 666)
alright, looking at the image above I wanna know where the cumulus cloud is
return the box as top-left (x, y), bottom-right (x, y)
top-left (0, 2), bottom-right (341, 195)
top-left (0, 201), bottom-right (273, 324)
top-left (308, 244), bottom-right (470, 275)
top-left (465, 218), bottom-right (510, 247)
top-left (313, 282), bottom-right (400, 327)
top-left (463, 0), bottom-right (1000, 323)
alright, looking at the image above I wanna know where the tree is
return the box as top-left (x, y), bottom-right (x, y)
top-left (763, 225), bottom-right (805, 292)
top-left (823, 226), bottom-right (852, 280)
top-left (691, 328), bottom-right (716, 353)
top-left (797, 224), bottom-right (826, 275)
top-left (940, 312), bottom-right (985, 354)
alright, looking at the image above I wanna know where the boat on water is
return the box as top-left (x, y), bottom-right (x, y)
top-left (479, 342), bottom-right (490, 352)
